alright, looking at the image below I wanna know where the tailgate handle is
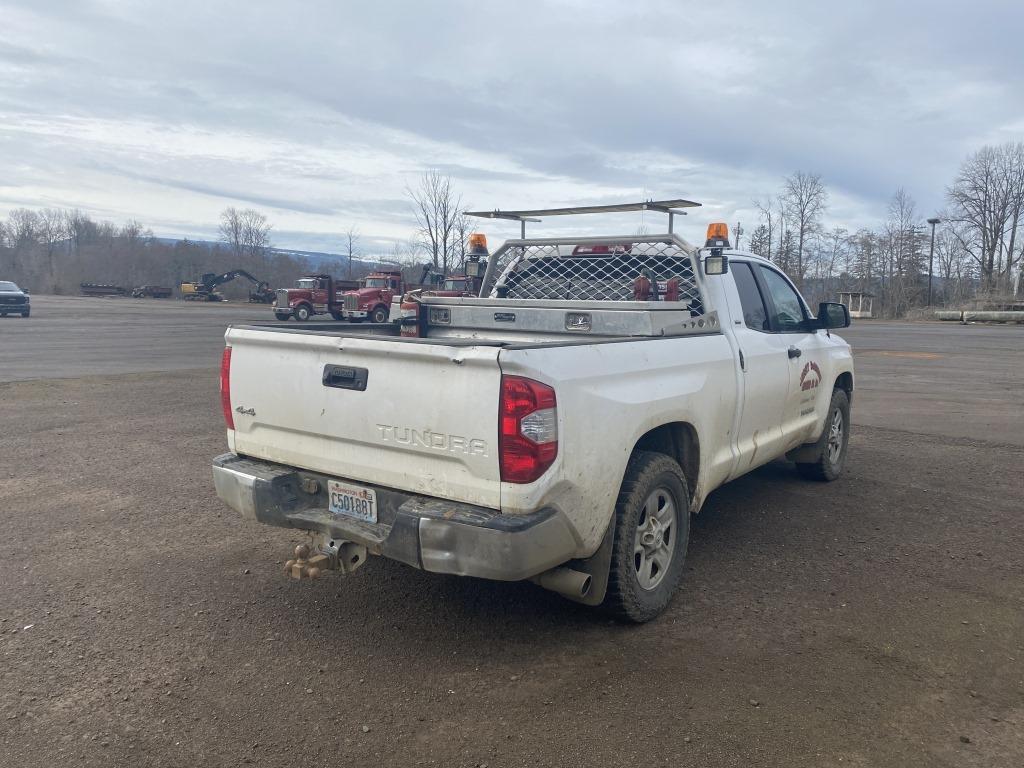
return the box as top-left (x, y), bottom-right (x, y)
top-left (322, 365), bottom-right (368, 391)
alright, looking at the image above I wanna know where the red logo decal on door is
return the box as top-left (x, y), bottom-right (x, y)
top-left (800, 361), bottom-right (822, 391)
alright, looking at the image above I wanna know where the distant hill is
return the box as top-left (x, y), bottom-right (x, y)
top-left (148, 237), bottom-right (394, 273)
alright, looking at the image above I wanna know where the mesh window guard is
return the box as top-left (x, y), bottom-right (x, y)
top-left (486, 239), bottom-right (703, 310)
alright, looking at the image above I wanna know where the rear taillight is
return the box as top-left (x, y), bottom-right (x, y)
top-left (220, 347), bottom-right (234, 430)
top-left (499, 375), bottom-right (557, 484)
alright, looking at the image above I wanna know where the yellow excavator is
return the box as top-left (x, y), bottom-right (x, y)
top-left (180, 269), bottom-right (274, 302)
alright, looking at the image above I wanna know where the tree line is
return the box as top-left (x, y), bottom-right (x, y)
top-left (0, 207), bottom-right (382, 299)
top-left (747, 141), bottom-right (1024, 315)
top-left (3, 146), bottom-right (1022, 313)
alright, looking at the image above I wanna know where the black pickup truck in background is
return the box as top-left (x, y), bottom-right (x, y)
top-left (0, 280), bottom-right (30, 317)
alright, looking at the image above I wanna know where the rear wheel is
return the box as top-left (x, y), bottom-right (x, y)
top-left (370, 305), bottom-right (389, 324)
top-left (294, 304), bottom-right (312, 322)
top-left (796, 389), bottom-right (850, 481)
top-left (603, 451), bottom-right (690, 623)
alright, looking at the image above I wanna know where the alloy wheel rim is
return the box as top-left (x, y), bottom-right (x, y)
top-left (633, 487), bottom-right (676, 591)
top-left (827, 409), bottom-right (844, 464)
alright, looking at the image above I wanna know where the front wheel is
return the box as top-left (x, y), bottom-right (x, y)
top-left (22, 310), bottom-right (29, 318)
top-left (796, 389), bottom-right (850, 481)
top-left (274, 312), bottom-right (290, 321)
top-left (293, 304), bottom-right (311, 322)
top-left (603, 451), bottom-right (690, 623)
top-left (330, 311), bottom-right (345, 321)
top-left (370, 305), bottom-right (389, 324)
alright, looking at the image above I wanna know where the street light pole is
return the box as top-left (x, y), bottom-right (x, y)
top-left (927, 217), bottom-right (941, 306)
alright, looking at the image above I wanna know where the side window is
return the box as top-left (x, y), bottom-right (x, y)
top-left (758, 266), bottom-right (807, 333)
top-left (731, 262), bottom-right (769, 331)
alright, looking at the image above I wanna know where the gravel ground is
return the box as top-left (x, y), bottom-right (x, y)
top-left (1, 298), bottom-right (1022, 767)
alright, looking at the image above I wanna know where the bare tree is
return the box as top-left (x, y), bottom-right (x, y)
top-left (754, 197), bottom-right (776, 262)
top-left (219, 207), bottom-right (272, 266)
top-left (219, 207), bottom-right (245, 260)
top-left (878, 188), bottom-right (924, 316)
top-left (822, 227), bottom-right (850, 281)
top-left (450, 211), bottom-right (473, 273)
top-left (344, 225), bottom-right (360, 279)
top-left (64, 209), bottom-right (97, 260)
top-left (407, 170), bottom-right (463, 272)
top-left (947, 142), bottom-right (1024, 293)
top-left (5, 208), bottom-right (38, 275)
top-left (934, 222), bottom-right (976, 305)
top-left (37, 209), bottom-right (67, 292)
top-left (1001, 143), bottom-right (1024, 295)
top-left (782, 172), bottom-right (828, 287)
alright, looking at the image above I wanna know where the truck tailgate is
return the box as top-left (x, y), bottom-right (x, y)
top-left (225, 328), bottom-right (503, 509)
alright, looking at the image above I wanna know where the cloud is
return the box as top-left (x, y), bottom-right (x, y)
top-left (0, 0), bottom-right (1021, 252)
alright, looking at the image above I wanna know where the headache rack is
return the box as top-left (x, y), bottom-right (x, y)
top-left (469, 198), bottom-right (705, 307)
top-left (417, 199), bottom-right (720, 340)
top-left (481, 234), bottom-right (704, 310)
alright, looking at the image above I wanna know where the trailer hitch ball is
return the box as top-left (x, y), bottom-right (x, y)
top-left (283, 539), bottom-right (368, 579)
top-left (284, 543), bottom-right (329, 580)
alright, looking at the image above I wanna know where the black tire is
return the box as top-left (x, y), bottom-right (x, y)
top-left (274, 312), bottom-right (290, 321)
top-left (350, 317), bottom-right (364, 324)
top-left (0, 313), bottom-right (6, 317)
top-left (294, 304), bottom-right (312, 322)
top-left (330, 311), bottom-right (345, 321)
top-left (370, 305), bottom-right (389, 324)
top-left (22, 310), bottom-right (29, 318)
top-left (603, 451), bottom-right (690, 623)
top-left (796, 389), bottom-right (850, 481)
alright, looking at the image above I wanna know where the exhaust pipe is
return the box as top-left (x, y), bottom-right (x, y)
top-left (532, 567), bottom-right (593, 600)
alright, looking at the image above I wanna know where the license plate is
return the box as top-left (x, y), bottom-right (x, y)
top-left (327, 480), bottom-right (377, 523)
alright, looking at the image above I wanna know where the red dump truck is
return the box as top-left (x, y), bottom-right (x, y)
top-left (338, 270), bottom-right (405, 323)
top-left (273, 274), bottom-right (360, 321)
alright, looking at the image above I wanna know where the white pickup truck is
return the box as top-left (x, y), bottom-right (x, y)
top-left (212, 202), bottom-right (854, 622)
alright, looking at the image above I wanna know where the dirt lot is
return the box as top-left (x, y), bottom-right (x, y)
top-left (1, 297), bottom-right (1023, 767)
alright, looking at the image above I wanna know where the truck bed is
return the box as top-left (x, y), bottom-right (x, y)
top-left (224, 306), bottom-right (731, 540)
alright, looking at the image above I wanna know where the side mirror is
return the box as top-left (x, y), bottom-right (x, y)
top-left (704, 252), bottom-right (729, 275)
top-left (817, 302), bottom-right (850, 329)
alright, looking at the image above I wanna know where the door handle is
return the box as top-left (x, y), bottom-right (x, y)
top-left (787, 346), bottom-right (802, 359)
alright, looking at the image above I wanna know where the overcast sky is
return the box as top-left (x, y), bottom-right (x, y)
top-left (1, 0), bottom-right (1022, 253)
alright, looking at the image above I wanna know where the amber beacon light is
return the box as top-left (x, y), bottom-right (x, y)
top-left (705, 222), bottom-right (731, 248)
